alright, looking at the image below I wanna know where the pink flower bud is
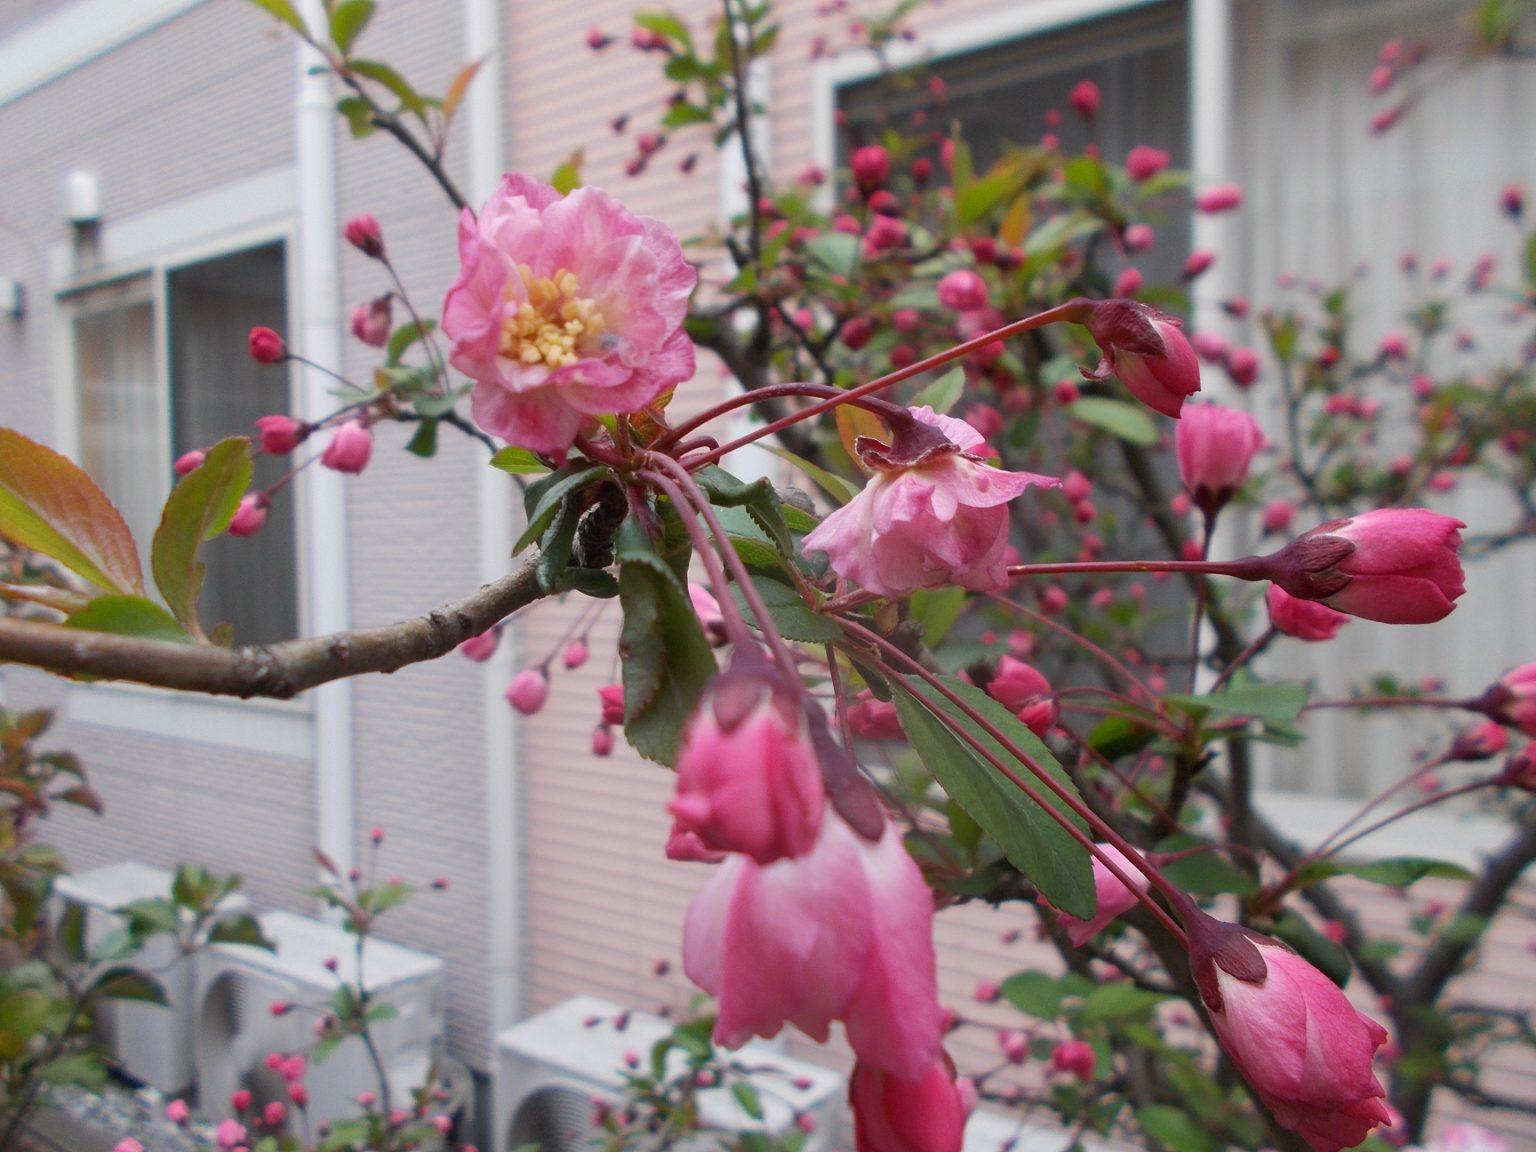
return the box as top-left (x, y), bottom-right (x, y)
top-left (973, 979), bottom-right (1000, 1003)
top-left (232, 1089), bottom-right (253, 1112)
top-left (562, 639), bottom-right (589, 669)
top-left (1191, 331), bottom-right (1229, 363)
top-left (1125, 145), bottom-right (1170, 182)
top-left (1225, 346), bottom-right (1260, 389)
top-left (985, 657), bottom-right (1055, 737)
top-left (263, 1052), bottom-right (284, 1071)
top-left (320, 421), bottom-right (373, 474)
top-left (431, 1116), bottom-right (452, 1134)
top-left (505, 668), bottom-right (550, 715)
top-left (458, 628), bottom-right (500, 661)
top-left (1068, 78), bottom-right (1100, 119)
top-left (228, 494), bottom-right (268, 538)
top-left (687, 583), bottom-right (727, 644)
top-left (1123, 223), bottom-right (1154, 253)
top-left (356, 1092), bottom-right (377, 1109)
top-left (281, 1054), bottom-right (305, 1082)
top-left (1175, 402), bottom-right (1263, 515)
top-left (1265, 508), bottom-right (1465, 624)
top-left (839, 314), bottom-right (876, 350)
top-left (847, 691), bottom-right (904, 740)
top-left (598, 683), bottom-right (624, 726)
top-left (342, 214), bottom-right (385, 259)
top-left (256, 414), bottom-right (306, 455)
top-left (669, 652), bottom-right (824, 865)
top-left (849, 1056), bottom-right (967, 1152)
top-left (1113, 267), bottom-right (1143, 296)
top-left (591, 726), bottom-right (614, 756)
top-left (1502, 184), bottom-right (1524, 218)
top-left (166, 1100), bottom-right (190, 1125)
top-left (289, 1084), bottom-right (309, 1108)
top-left (248, 327), bottom-right (286, 364)
top-left (174, 450), bottom-right (206, 476)
top-left (1055, 843), bottom-right (1148, 946)
top-left (1082, 301), bottom-right (1202, 419)
top-left (115, 1140), bottom-right (144, 1152)
top-left (850, 144), bottom-right (890, 191)
top-left (936, 269), bottom-right (989, 312)
top-left (585, 25), bottom-right (611, 50)
top-left (263, 1102), bottom-right (287, 1127)
top-left (1262, 499), bottom-right (1295, 535)
top-left (1449, 722), bottom-right (1508, 763)
top-left (1481, 664), bottom-right (1536, 737)
top-left (999, 1030), bottom-right (1029, 1063)
top-left (1266, 585), bottom-right (1348, 642)
top-left (215, 1121), bottom-right (246, 1151)
top-left (1194, 183), bottom-right (1243, 213)
top-left (1182, 250), bottom-right (1216, 279)
top-left (350, 296), bottom-right (391, 347)
top-left (1051, 1039), bottom-right (1096, 1080)
top-left (1379, 332), bottom-right (1408, 359)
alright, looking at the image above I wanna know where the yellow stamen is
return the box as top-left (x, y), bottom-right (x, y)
top-left (498, 265), bottom-right (605, 370)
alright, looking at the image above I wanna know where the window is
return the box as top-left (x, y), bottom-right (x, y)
top-left (65, 240), bottom-right (299, 646)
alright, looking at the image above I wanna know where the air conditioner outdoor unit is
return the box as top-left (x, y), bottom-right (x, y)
top-left (963, 1105), bottom-right (1126, 1152)
top-left (54, 860), bottom-right (249, 1096)
top-left (495, 995), bottom-right (844, 1152)
top-left (193, 910), bottom-right (443, 1132)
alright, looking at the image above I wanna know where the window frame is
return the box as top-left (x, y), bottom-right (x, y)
top-left (45, 177), bottom-right (315, 749)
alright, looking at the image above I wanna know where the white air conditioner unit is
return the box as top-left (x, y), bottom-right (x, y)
top-left (964, 1105), bottom-right (1129, 1152)
top-left (54, 861), bottom-right (249, 1097)
top-left (495, 996), bottom-right (844, 1152)
top-left (193, 910), bottom-right (443, 1131)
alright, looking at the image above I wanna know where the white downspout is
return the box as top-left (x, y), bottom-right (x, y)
top-left (294, 0), bottom-right (356, 885)
top-left (465, 0), bottom-right (519, 1055)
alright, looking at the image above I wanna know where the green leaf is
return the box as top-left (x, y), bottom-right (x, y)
top-left (1069, 396), bottom-right (1159, 445)
top-left (806, 232), bottom-right (859, 278)
top-left (634, 9), bottom-right (693, 47)
top-left (1155, 837), bottom-right (1257, 897)
top-left (336, 95), bottom-right (375, 138)
top-left (536, 495), bottom-right (582, 593)
top-left (385, 318), bottom-right (437, 367)
top-left (92, 968), bottom-right (167, 1005)
top-left (1077, 982), bottom-right (1164, 1024)
top-left (208, 914), bottom-right (274, 950)
top-left (0, 427), bottom-right (143, 594)
top-left (1000, 970), bottom-right (1083, 1019)
top-left (1296, 856), bottom-right (1473, 890)
top-left (329, 0), bottom-right (374, 54)
top-left (405, 419), bottom-right (438, 458)
top-left (57, 903), bottom-right (87, 964)
top-left (515, 466), bottom-right (607, 554)
top-left (365, 1001), bottom-right (399, 1023)
top-left (489, 447), bottom-right (552, 476)
top-left (247, 0), bottom-right (308, 36)
top-left (37, 1051), bottom-right (107, 1088)
top-left (348, 59), bottom-right (425, 115)
top-left (694, 465), bottom-right (792, 557)
top-left (65, 595), bottom-right (191, 643)
top-left (617, 522), bottom-right (716, 764)
top-left (731, 1081), bottom-right (763, 1121)
top-left (150, 437), bottom-right (251, 633)
top-left (763, 446), bottom-right (857, 504)
top-left (1163, 681), bottom-right (1309, 727)
top-left (1138, 1105), bottom-right (1222, 1152)
top-left (1087, 713), bottom-right (1157, 760)
top-left (890, 677), bottom-right (1095, 918)
top-left (729, 575), bottom-right (841, 643)
top-left (550, 150), bottom-right (584, 194)
top-left (910, 367), bottom-right (966, 415)
top-left (909, 586), bottom-right (965, 646)
top-left (955, 173), bottom-right (1018, 226)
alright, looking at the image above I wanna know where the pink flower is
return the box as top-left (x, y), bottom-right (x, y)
top-left (849, 1055), bottom-right (966, 1152)
top-left (936, 269), bottom-right (988, 313)
top-left (683, 813), bottom-right (944, 1079)
top-left (289, 1083), bottom-right (308, 1108)
top-left (1266, 509), bottom-right (1466, 625)
top-left (850, 145), bottom-right (890, 191)
top-left (591, 726), bottom-right (613, 756)
top-left (985, 656), bottom-right (1057, 737)
top-left (1226, 346), bottom-right (1260, 388)
top-left (669, 652), bottom-right (825, 865)
top-left (801, 408), bottom-right (1057, 598)
top-left (1195, 183), bottom-right (1244, 213)
top-left (350, 296), bottom-right (391, 347)
top-left (1188, 920), bottom-right (1392, 1152)
top-left (227, 494), bottom-right (268, 538)
top-left (1082, 301), bottom-right (1201, 418)
top-left (598, 683), bottom-right (625, 726)
top-left (248, 327), bottom-right (285, 364)
top-left (1501, 185), bottom-right (1524, 218)
top-left (262, 1101), bottom-right (287, 1127)
top-left (1182, 250), bottom-right (1216, 279)
top-left (343, 213), bottom-right (385, 259)
top-left (215, 1120), bottom-right (247, 1151)
top-left (232, 1088), bottom-right (253, 1111)
top-left (1263, 499), bottom-right (1295, 535)
top-left (256, 414), bottom-right (306, 455)
top-left (1051, 1039), bottom-right (1096, 1080)
top-left (505, 668), bottom-right (549, 715)
top-left (1448, 721), bottom-right (1507, 762)
top-left (1123, 223), bottom-right (1154, 253)
top-left (1055, 843), bottom-right (1148, 947)
top-left (114, 1141), bottom-right (144, 1152)
top-left (1068, 79), bottom-right (1100, 119)
top-left (1125, 145), bottom-right (1170, 182)
top-left (1266, 586), bottom-right (1348, 642)
top-left (442, 174), bottom-right (697, 453)
top-left (457, 629), bottom-right (501, 661)
top-left (562, 639), bottom-right (588, 669)
top-left (166, 1100), bottom-right (190, 1125)
top-left (1482, 664), bottom-right (1536, 736)
top-left (174, 450), bottom-right (205, 476)
top-left (666, 821), bottom-right (727, 863)
top-left (320, 421), bottom-right (373, 474)
top-left (847, 692), bottom-right (904, 740)
top-left (1113, 267), bottom-right (1144, 296)
top-left (1175, 402), bottom-right (1263, 515)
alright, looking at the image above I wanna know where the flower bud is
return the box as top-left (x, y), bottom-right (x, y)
top-left (215, 1121), bottom-right (245, 1151)
top-left (598, 683), bottom-right (624, 726)
top-left (1266, 585), bottom-right (1348, 642)
top-left (669, 652), bottom-right (825, 865)
top-left (1113, 267), bottom-right (1143, 296)
top-left (1479, 664), bottom-right (1536, 736)
top-left (350, 297), bottom-right (391, 348)
top-left (1182, 250), bottom-right (1215, 279)
top-left (1068, 78), bottom-right (1100, 119)
top-left (1263, 499), bottom-right (1295, 535)
top-left (289, 1084), bottom-right (309, 1108)
top-left (458, 629), bottom-right (501, 662)
top-left (562, 639), bottom-right (589, 669)
top-left (1225, 346), bottom-right (1260, 388)
top-left (1502, 184), bottom-right (1525, 218)
top-left (850, 144), bottom-right (890, 192)
top-left (1125, 145), bottom-right (1169, 182)
top-left (256, 414), bottom-right (307, 455)
top-left (1448, 721), bottom-right (1508, 763)
top-left (1195, 183), bottom-right (1243, 214)
top-left (985, 657), bottom-right (1056, 738)
top-left (849, 1055), bottom-right (967, 1152)
top-left (228, 494), bottom-right (268, 538)
top-left (166, 1100), bottom-right (190, 1125)
top-left (232, 1089), bottom-right (253, 1111)
top-left (320, 421), bottom-right (373, 474)
top-left (1051, 1039), bottom-right (1096, 1080)
top-left (1055, 843), bottom-right (1148, 946)
top-left (591, 725), bottom-right (614, 757)
top-left (936, 269), bottom-right (988, 312)
top-left (847, 691), bottom-right (904, 740)
top-left (262, 1102), bottom-right (287, 1127)
top-left (248, 327), bottom-right (286, 364)
top-left (1081, 300), bottom-right (1201, 419)
top-left (1123, 223), bottom-right (1154, 253)
top-left (174, 450), bottom-right (206, 476)
top-left (342, 214), bottom-right (386, 259)
top-left (506, 668), bottom-right (550, 715)
top-left (1175, 402), bottom-right (1263, 516)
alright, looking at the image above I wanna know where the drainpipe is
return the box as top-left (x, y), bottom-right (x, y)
top-left (464, 0), bottom-right (519, 1050)
top-left (294, 0), bottom-right (356, 885)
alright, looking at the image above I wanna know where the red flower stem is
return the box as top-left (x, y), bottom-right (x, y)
top-left (1054, 717), bottom-right (1180, 830)
top-left (680, 299), bottom-right (1091, 466)
top-left (1306, 778), bottom-right (1496, 866)
top-left (1210, 627), bottom-right (1277, 693)
top-left (654, 383), bottom-right (909, 452)
top-left (1006, 557), bottom-right (1269, 580)
top-left (839, 617), bottom-right (1189, 948)
top-left (982, 592), bottom-right (1156, 703)
top-left (1302, 696), bottom-right (1478, 713)
top-left (637, 469), bottom-right (759, 652)
top-left (1297, 753), bottom-right (1454, 867)
top-left (1186, 508), bottom-right (1216, 692)
top-left (643, 454), bottom-right (801, 675)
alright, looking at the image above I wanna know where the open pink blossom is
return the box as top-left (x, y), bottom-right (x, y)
top-left (1189, 919), bottom-right (1392, 1152)
top-left (1175, 402), bottom-right (1263, 515)
top-left (1266, 585), bottom-right (1348, 642)
top-left (669, 653), bottom-right (824, 865)
top-left (1055, 843), bottom-right (1148, 947)
top-left (1267, 509), bottom-right (1465, 624)
top-left (801, 407), bottom-right (1057, 598)
top-left (849, 1054), bottom-right (966, 1152)
top-left (683, 812), bottom-right (943, 1080)
top-left (443, 174), bottom-right (697, 453)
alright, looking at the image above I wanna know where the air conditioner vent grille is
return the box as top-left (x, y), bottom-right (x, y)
top-left (509, 1085), bottom-right (596, 1152)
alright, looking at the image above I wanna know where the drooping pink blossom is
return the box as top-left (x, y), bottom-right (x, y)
top-left (248, 327), bottom-right (286, 364)
top-left (1482, 663), bottom-right (1536, 736)
top-left (1175, 402), bottom-right (1263, 515)
top-left (850, 145), bottom-right (890, 192)
top-left (350, 297), bottom-right (391, 347)
top-left (458, 629), bottom-right (501, 662)
top-left (174, 450), bottom-right (205, 476)
top-left (1068, 79), bottom-right (1100, 119)
top-left (598, 683), bottom-right (625, 726)
top-left (343, 213), bottom-right (385, 259)
top-left (682, 813), bottom-right (944, 1079)
top-left (320, 421), bottom-right (373, 474)
top-left (849, 1054), bottom-right (966, 1152)
top-left (1266, 585), bottom-right (1348, 642)
top-left (847, 692), bottom-right (904, 740)
top-left (505, 668), bottom-right (549, 715)
top-left (1051, 1039), bottom-right (1096, 1080)
top-left (1266, 509), bottom-right (1465, 625)
top-left (442, 174), bottom-right (697, 453)
top-left (1188, 919), bottom-right (1392, 1152)
top-left (800, 407), bottom-right (1057, 597)
top-left (935, 269), bottom-right (989, 313)
top-left (1125, 145), bottom-right (1170, 182)
top-left (1055, 843), bottom-right (1149, 947)
top-left (227, 494), bottom-right (268, 538)
top-left (1194, 183), bottom-right (1244, 213)
top-left (669, 653), bottom-right (825, 865)
top-left (1082, 301), bottom-right (1202, 418)
top-left (1182, 250), bottom-right (1216, 279)
top-left (256, 415), bottom-right (306, 455)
